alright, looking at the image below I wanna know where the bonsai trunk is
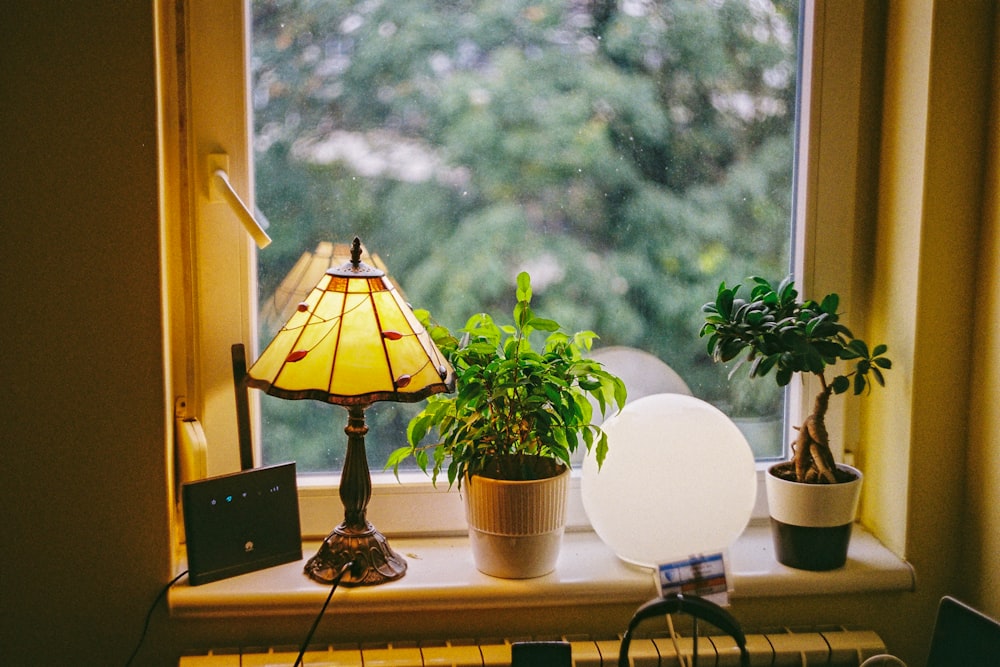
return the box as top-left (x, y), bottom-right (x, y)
top-left (787, 378), bottom-right (842, 484)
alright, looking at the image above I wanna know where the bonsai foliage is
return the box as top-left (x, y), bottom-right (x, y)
top-left (387, 272), bottom-right (627, 487)
top-left (700, 276), bottom-right (891, 484)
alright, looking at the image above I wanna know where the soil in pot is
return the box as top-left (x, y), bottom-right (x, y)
top-left (766, 461), bottom-right (862, 571)
top-left (769, 460), bottom-right (856, 484)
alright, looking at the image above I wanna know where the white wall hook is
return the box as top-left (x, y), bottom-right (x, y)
top-left (207, 153), bottom-right (272, 249)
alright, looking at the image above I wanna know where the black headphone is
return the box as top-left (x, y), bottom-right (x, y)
top-left (619, 594), bottom-right (750, 667)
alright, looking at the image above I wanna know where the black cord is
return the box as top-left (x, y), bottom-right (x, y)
top-left (125, 569), bottom-right (189, 666)
top-left (692, 616), bottom-right (698, 667)
top-left (293, 561), bottom-right (355, 667)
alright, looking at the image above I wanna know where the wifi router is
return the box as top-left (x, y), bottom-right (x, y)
top-left (182, 462), bottom-right (302, 586)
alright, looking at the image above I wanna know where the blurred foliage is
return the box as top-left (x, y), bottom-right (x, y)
top-left (252, 0), bottom-right (798, 470)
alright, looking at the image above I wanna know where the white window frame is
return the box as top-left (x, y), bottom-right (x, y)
top-left (166, 0), bottom-right (875, 539)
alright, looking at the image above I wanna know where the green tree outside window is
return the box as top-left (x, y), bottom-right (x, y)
top-left (252, 0), bottom-right (800, 471)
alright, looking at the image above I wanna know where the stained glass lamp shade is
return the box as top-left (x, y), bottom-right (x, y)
top-left (246, 237), bottom-right (453, 586)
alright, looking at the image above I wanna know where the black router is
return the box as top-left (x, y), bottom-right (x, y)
top-left (182, 461), bottom-right (302, 586)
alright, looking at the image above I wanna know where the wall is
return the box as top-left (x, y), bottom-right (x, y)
top-left (0, 2), bottom-right (172, 665)
top-left (859, 0), bottom-right (998, 662)
top-left (1, 1), bottom-right (997, 666)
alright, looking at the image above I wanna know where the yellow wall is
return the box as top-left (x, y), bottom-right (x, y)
top-left (859, 3), bottom-right (998, 658)
top-left (1, 1), bottom-right (997, 665)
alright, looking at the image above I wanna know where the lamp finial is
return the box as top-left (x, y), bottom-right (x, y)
top-left (349, 236), bottom-right (363, 268)
top-left (328, 237), bottom-right (384, 278)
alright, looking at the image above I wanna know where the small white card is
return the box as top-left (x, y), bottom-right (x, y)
top-left (656, 551), bottom-right (731, 605)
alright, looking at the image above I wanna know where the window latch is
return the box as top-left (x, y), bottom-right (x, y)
top-left (207, 153), bottom-right (272, 249)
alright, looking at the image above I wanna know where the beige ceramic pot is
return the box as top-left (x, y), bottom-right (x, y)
top-left (462, 465), bottom-right (569, 578)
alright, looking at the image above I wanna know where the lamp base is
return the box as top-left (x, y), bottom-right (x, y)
top-left (304, 521), bottom-right (407, 586)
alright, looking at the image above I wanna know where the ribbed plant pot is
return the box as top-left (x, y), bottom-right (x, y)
top-left (766, 462), bottom-right (863, 571)
top-left (462, 466), bottom-right (569, 579)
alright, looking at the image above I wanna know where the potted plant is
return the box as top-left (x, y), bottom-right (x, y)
top-left (388, 272), bottom-right (626, 578)
top-left (700, 276), bottom-right (892, 570)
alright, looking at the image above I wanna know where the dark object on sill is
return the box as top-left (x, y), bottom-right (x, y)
top-left (619, 593), bottom-right (749, 667)
top-left (182, 461), bottom-right (302, 585)
top-left (231, 342), bottom-right (255, 471)
top-left (926, 595), bottom-right (1000, 666)
top-left (511, 641), bottom-right (571, 667)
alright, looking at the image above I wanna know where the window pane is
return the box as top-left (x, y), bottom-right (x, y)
top-left (252, 0), bottom-right (799, 472)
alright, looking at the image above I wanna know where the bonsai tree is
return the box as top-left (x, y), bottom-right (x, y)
top-left (700, 276), bottom-right (892, 484)
top-left (387, 271), bottom-right (627, 487)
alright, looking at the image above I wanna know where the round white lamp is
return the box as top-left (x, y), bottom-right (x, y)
top-left (582, 393), bottom-right (757, 567)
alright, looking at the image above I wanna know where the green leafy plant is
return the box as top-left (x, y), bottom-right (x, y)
top-left (387, 272), bottom-right (627, 488)
top-left (700, 276), bottom-right (892, 484)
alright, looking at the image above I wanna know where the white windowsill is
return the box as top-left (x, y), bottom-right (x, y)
top-left (169, 521), bottom-right (914, 622)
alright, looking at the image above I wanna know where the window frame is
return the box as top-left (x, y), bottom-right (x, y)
top-left (167, 0), bottom-right (874, 539)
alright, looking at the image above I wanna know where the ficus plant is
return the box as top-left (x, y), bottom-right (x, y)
top-left (387, 272), bottom-right (627, 488)
top-left (700, 276), bottom-right (892, 484)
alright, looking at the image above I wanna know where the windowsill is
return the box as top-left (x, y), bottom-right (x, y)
top-left (169, 521), bottom-right (914, 623)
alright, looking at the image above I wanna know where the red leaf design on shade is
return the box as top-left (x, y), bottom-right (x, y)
top-left (382, 330), bottom-right (403, 340)
top-left (296, 302), bottom-right (309, 312)
top-left (396, 375), bottom-right (412, 388)
top-left (286, 350), bottom-right (309, 362)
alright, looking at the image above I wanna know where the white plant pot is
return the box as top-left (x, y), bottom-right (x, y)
top-left (765, 462), bottom-right (863, 570)
top-left (462, 466), bottom-right (569, 578)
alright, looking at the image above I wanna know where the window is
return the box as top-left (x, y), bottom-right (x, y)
top-left (174, 0), bottom-right (874, 536)
top-left (250, 0), bottom-right (800, 475)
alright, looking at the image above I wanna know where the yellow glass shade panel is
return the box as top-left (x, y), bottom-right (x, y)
top-left (247, 271), bottom-right (453, 405)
